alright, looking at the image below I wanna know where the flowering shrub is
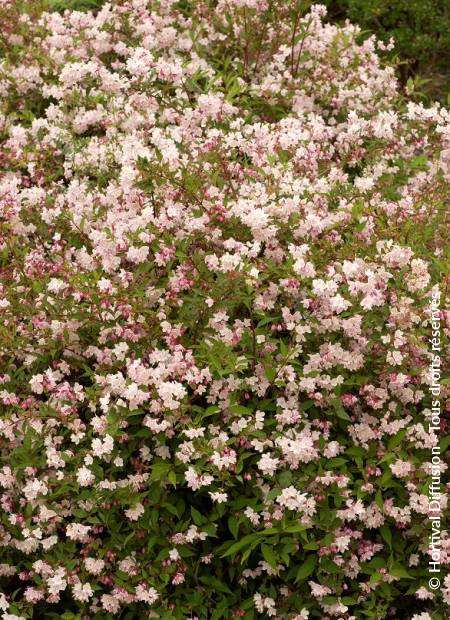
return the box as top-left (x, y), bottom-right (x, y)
top-left (0, 1), bottom-right (449, 619)
top-left (324, 0), bottom-right (450, 103)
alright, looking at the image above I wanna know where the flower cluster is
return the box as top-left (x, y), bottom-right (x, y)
top-left (0, 1), bottom-right (449, 619)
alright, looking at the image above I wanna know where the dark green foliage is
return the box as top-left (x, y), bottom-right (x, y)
top-left (45, 0), bottom-right (105, 11)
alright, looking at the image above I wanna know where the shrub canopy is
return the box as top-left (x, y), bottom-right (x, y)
top-left (0, 1), bottom-right (448, 619)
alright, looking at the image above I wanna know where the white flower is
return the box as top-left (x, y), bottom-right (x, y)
top-left (76, 466), bottom-right (95, 487)
top-left (244, 507), bottom-right (260, 525)
top-left (73, 582), bottom-right (93, 602)
top-left (292, 611), bottom-right (309, 620)
top-left (135, 584), bottom-right (159, 604)
top-left (41, 536), bottom-right (57, 550)
top-left (185, 467), bottom-right (214, 490)
top-left (47, 278), bottom-right (67, 294)
top-left (84, 558), bottom-right (105, 575)
top-left (66, 523), bottom-right (91, 542)
top-left (257, 453), bottom-right (280, 476)
top-left (125, 503), bottom-right (145, 521)
top-left (29, 374), bottom-right (44, 394)
top-left (22, 479), bottom-right (48, 501)
top-left (276, 486), bottom-right (309, 511)
top-left (209, 492), bottom-right (228, 503)
top-left (91, 434), bottom-right (114, 457)
top-left (46, 568), bottom-right (67, 595)
top-left (0, 594), bottom-right (8, 612)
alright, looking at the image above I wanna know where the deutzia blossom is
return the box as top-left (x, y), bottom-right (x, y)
top-left (257, 454), bottom-right (280, 476)
top-left (124, 503), bottom-right (145, 521)
top-left (91, 435), bottom-right (114, 457)
top-left (209, 492), bottom-right (228, 503)
top-left (72, 582), bottom-right (93, 602)
top-left (66, 523), bottom-right (90, 542)
top-left (84, 558), bottom-right (105, 576)
top-left (76, 466), bottom-right (95, 487)
top-left (46, 569), bottom-right (67, 596)
top-left (276, 487), bottom-right (313, 513)
top-left (185, 467), bottom-right (214, 490)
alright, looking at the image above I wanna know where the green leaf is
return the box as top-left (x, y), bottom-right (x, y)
top-left (283, 524), bottom-right (309, 534)
top-left (220, 534), bottom-right (258, 558)
top-left (278, 470), bottom-right (293, 487)
top-left (211, 607), bottom-right (227, 620)
top-left (228, 516), bottom-right (239, 539)
top-left (375, 490), bottom-right (384, 510)
top-left (362, 556), bottom-right (385, 572)
top-left (264, 365), bottom-right (277, 382)
top-left (440, 435), bottom-right (450, 452)
top-left (190, 506), bottom-right (204, 525)
top-left (261, 544), bottom-right (278, 569)
top-left (380, 469), bottom-right (393, 488)
top-left (389, 563), bottom-right (413, 579)
top-left (320, 557), bottom-right (342, 574)
top-left (228, 404), bottom-right (252, 415)
top-left (346, 446), bottom-right (365, 457)
top-left (300, 400), bottom-right (314, 411)
top-left (150, 461), bottom-right (171, 480)
top-left (331, 397), bottom-right (351, 421)
top-left (388, 429), bottom-right (407, 449)
top-left (199, 575), bottom-right (232, 594)
top-left (380, 525), bottom-right (392, 547)
top-left (370, 572), bottom-right (382, 584)
top-left (162, 502), bottom-right (179, 517)
top-left (321, 596), bottom-right (338, 605)
top-left (295, 554), bottom-right (317, 582)
top-left (328, 457), bottom-right (347, 467)
top-left (202, 406), bottom-right (220, 418)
